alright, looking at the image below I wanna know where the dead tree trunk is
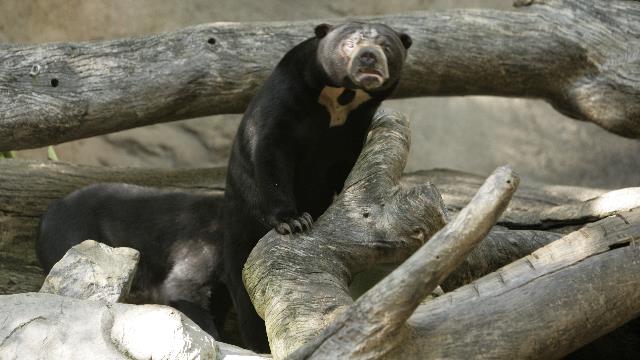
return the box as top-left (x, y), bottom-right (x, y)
top-left (1, 0), bottom-right (640, 151)
top-left (243, 110), bottom-right (640, 359)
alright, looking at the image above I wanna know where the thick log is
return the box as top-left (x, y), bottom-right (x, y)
top-left (242, 110), bottom-right (447, 358)
top-left (242, 109), bottom-right (640, 359)
top-left (2, 0), bottom-right (640, 151)
top-left (0, 158), bottom-right (605, 266)
top-left (0, 155), bottom-right (631, 296)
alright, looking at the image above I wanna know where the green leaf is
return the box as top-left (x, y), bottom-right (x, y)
top-left (47, 146), bottom-right (59, 161)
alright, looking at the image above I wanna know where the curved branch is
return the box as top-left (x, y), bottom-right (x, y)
top-left (2, 0), bottom-right (640, 151)
top-left (288, 166), bottom-right (519, 359)
top-left (243, 110), bottom-right (448, 359)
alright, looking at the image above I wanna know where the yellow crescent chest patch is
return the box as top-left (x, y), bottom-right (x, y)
top-left (318, 86), bottom-right (371, 127)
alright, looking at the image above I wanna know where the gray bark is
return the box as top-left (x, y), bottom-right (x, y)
top-left (2, 0), bottom-right (640, 151)
top-left (288, 166), bottom-right (519, 360)
top-left (1, 109), bottom-right (638, 358)
top-left (0, 156), bottom-right (614, 268)
top-left (241, 110), bottom-right (640, 359)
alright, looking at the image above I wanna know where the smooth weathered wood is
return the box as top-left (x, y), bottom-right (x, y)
top-left (242, 109), bottom-right (640, 359)
top-left (441, 226), bottom-right (562, 290)
top-left (288, 166), bottom-right (519, 359)
top-left (244, 110), bottom-right (449, 359)
top-left (2, 0), bottom-right (640, 151)
top-left (349, 226), bottom-right (563, 299)
top-left (0, 160), bottom-right (612, 259)
top-left (398, 209), bottom-right (640, 359)
top-left (1, 110), bottom-right (638, 358)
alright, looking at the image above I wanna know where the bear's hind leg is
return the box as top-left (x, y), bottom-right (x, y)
top-left (223, 218), bottom-right (270, 353)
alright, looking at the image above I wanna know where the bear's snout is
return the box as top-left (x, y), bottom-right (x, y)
top-left (359, 49), bottom-right (378, 67)
top-left (350, 46), bottom-right (389, 91)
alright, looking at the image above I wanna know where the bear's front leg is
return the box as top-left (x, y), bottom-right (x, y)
top-left (254, 132), bottom-right (313, 235)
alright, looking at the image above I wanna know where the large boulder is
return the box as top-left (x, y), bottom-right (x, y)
top-left (0, 293), bottom-right (220, 360)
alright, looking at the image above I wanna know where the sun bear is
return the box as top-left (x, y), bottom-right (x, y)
top-left (223, 22), bottom-right (412, 351)
top-left (36, 183), bottom-right (229, 340)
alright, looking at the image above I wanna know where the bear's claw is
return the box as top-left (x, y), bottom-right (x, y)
top-left (275, 212), bottom-right (313, 235)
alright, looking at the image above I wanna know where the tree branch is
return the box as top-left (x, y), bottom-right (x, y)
top-left (243, 110), bottom-right (449, 359)
top-left (270, 181), bottom-right (640, 360)
top-left (2, 0), bottom-right (640, 151)
top-left (397, 208), bottom-right (640, 359)
top-left (288, 166), bottom-right (519, 359)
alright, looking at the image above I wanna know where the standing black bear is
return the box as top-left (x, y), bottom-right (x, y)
top-left (223, 22), bottom-right (412, 351)
top-left (37, 184), bottom-right (229, 340)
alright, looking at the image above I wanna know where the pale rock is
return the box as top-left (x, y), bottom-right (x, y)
top-left (39, 239), bottom-right (139, 304)
top-left (0, 293), bottom-right (221, 360)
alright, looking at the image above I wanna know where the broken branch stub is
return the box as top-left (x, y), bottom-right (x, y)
top-left (243, 109), bottom-right (448, 359)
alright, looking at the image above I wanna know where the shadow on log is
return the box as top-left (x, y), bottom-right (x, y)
top-left (2, 0), bottom-right (640, 151)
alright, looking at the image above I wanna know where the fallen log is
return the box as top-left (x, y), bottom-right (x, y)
top-left (241, 111), bottom-right (640, 359)
top-left (0, 156), bottom-right (620, 267)
top-left (397, 209), bottom-right (640, 360)
top-left (0, 151), bottom-right (635, 296)
top-left (2, 0), bottom-right (640, 151)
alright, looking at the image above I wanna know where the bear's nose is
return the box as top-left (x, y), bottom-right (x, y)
top-left (359, 50), bottom-right (377, 67)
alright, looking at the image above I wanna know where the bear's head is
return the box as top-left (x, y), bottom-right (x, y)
top-left (315, 22), bottom-right (412, 92)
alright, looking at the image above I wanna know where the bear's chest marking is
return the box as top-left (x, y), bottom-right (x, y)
top-left (318, 86), bottom-right (371, 127)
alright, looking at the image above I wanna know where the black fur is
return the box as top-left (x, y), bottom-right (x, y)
top-left (223, 22), bottom-right (411, 351)
top-left (36, 183), bottom-right (229, 340)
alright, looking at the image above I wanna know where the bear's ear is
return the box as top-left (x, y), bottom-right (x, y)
top-left (314, 23), bottom-right (333, 39)
top-left (398, 33), bottom-right (412, 49)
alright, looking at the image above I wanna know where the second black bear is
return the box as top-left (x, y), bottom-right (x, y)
top-left (223, 22), bottom-right (412, 351)
top-left (37, 183), bottom-right (229, 340)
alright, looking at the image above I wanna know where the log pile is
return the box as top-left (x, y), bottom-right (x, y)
top-left (1, 0), bottom-right (639, 358)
